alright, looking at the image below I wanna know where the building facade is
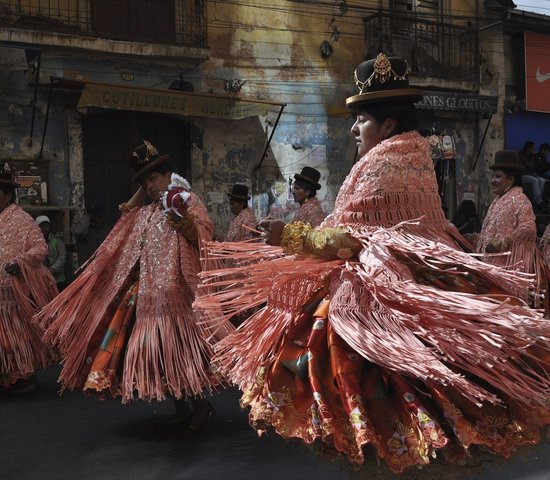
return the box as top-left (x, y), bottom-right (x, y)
top-left (1, 0), bottom-right (549, 256)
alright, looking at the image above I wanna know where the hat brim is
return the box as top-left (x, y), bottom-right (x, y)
top-left (489, 163), bottom-right (524, 171)
top-left (0, 178), bottom-right (19, 188)
top-left (294, 174), bottom-right (321, 190)
top-left (133, 154), bottom-right (171, 182)
top-left (227, 193), bottom-right (250, 200)
top-left (346, 88), bottom-right (425, 109)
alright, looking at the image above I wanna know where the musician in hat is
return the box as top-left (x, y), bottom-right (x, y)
top-left (0, 162), bottom-right (56, 393)
top-left (37, 141), bottom-right (231, 430)
top-left (224, 184), bottom-right (257, 242)
top-left (198, 53), bottom-right (550, 472)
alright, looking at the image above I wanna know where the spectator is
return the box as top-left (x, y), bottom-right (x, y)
top-left (452, 199), bottom-right (482, 235)
top-left (71, 204), bottom-right (108, 267)
top-left (518, 141), bottom-right (546, 210)
top-left (536, 143), bottom-right (550, 179)
top-left (36, 215), bottom-right (66, 291)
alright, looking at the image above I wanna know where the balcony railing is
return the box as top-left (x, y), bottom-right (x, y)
top-left (364, 13), bottom-right (478, 83)
top-left (0, 0), bottom-right (207, 48)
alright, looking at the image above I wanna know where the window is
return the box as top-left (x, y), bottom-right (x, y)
top-left (91, 0), bottom-right (176, 44)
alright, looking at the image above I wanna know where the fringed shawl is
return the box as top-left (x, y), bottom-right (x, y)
top-left (293, 197), bottom-right (326, 228)
top-left (37, 194), bottom-right (232, 401)
top-left (0, 204), bottom-right (56, 382)
top-left (476, 186), bottom-right (546, 300)
top-left (225, 207), bottom-right (257, 242)
top-left (196, 131), bottom-right (550, 410)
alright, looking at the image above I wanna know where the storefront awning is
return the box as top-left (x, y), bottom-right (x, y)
top-left (38, 78), bottom-right (286, 160)
top-left (75, 80), bottom-right (284, 120)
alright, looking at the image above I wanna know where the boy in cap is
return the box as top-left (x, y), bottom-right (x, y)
top-left (36, 215), bottom-right (67, 290)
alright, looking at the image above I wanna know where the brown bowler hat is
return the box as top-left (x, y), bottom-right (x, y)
top-left (227, 184), bottom-right (250, 200)
top-left (0, 162), bottom-right (18, 188)
top-left (489, 150), bottom-right (524, 171)
top-left (346, 53), bottom-right (424, 110)
top-left (294, 166), bottom-right (321, 190)
top-left (129, 140), bottom-right (171, 182)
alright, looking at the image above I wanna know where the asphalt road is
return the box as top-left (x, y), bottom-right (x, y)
top-left (1, 367), bottom-right (550, 480)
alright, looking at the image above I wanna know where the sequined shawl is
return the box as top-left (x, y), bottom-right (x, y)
top-left (38, 193), bottom-right (232, 401)
top-left (0, 204), bottom-right (56, 384)
top-left (0, 204), bottom-right (57, 306)
top-left (476, 187), bottom-right (538, 271)
top-left (293, 197), bottom-right (326, 228)
top-left (198, 131), bottom-right (543, 394)
top-left (541, 224), bottom-right (550, 267)
top-left (324, 131), bottom-right (450, 234)
top-left (225, 207), bottom-right (257, 242)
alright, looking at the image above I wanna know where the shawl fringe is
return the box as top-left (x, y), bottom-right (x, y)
top-left (198, 220), bottom-right (550, 408)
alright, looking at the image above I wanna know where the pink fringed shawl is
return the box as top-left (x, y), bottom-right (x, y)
top-left (197, 131), bottom-right (550, 410)
top-left (225, 207), bottom-right (257, 242)
top-left (37, 194), bottom-right (233, 402)
top-left (0, 204), bottom-right (56, 384)
top-left (476, 186), bottom-right (546, 301)
top-left (293, 197), bottom-right (326, 228)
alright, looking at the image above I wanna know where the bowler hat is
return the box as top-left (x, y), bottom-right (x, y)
top-left (294, 166), bottom-right (321, 190)
top-left (129, 140), bottom-right (171, 182)
top-left (346, 53), bottom-right (424, 110)
top-left (227, 184), bottom-right (250, 200)
top-left (489, 150), bottom-right (524, 171)
top-left (0, 162), bottom-right (18, 188)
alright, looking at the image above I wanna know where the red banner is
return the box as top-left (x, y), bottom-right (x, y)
top-left (525, 31), bottom-right (550, 113)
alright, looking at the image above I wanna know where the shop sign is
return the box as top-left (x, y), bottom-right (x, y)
top-left (415, 91), bottom-right (498, 114)
top-left (78, 82), bottom-right (273, 120)
top-left (525, 31), bottom-right (550, 114)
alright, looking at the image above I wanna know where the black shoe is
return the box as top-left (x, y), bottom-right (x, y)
top-left (187, 400), bottom-right (215, 433)
top-left (8, 375), bottom-right (39, 394)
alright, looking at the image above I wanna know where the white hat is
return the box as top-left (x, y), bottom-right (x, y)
top-left (36, 215), bottom-right (50, 225)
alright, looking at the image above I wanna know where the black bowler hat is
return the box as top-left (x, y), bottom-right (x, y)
top-left (294, 166), bottom-right (321, 190)
top-left (489, 150), bottom-right (524, 171)
top-left (0, 162), bottom-right (18, 188)
top-left (346, 53), bottom-right (424, 110)
top-left (129, 140), bottom-right (171, 182)
top-left (227, 184), bottom-right (250, 200)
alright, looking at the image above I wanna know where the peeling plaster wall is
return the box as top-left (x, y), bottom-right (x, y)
top-left (1, 0), bottom-right (512, 235)
top-left (66, 108), bottom-right (84, 207)
top-left (478, 26), bottom-right (507, 217)
top-left (190, 116), bottom-right (267, 238)
top-left (200, 0), bottom-right (366, 224)
top-left (0, 67), bottom-right (68, 206)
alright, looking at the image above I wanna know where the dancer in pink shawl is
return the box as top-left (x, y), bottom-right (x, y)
top-left (197, 54), bottom-right (550, 472)
top-left (261, 166), bottom-right (326, 244)
top-left (476, 150), bottom-right (547, 304)
top-left (224, 184), bottom-right (257, 242)
top-left (0, 162), bottom-right (56, 393)
top-left (291, 167), bottom-right (326, 228)
top-left (541, 223), bottom-right (550, 267)
top-left (37, 142), bottom-right (232, 429)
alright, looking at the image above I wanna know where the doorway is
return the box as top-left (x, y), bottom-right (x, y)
top-left (82, 111), bottom-right (191, 229)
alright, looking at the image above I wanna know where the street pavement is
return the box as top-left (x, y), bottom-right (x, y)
top-left (1, 366), bottom-right (550, 480)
